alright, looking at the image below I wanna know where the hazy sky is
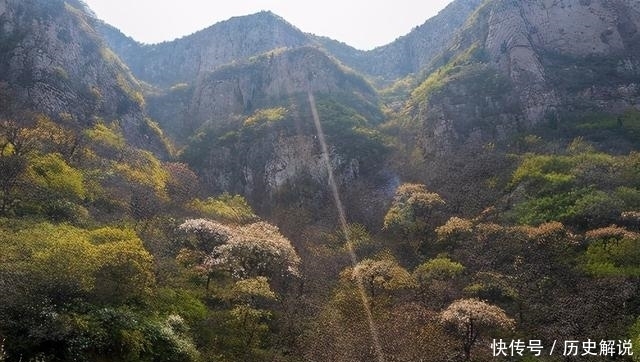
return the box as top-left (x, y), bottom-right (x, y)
top-left (83, 0), bottom-right (454, 50)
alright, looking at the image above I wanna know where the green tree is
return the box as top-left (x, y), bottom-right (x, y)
top-left (187, 193), bottom-right (257, 224)
top-left (383, 183), bottom-right (446, 235)
top-left (0, 154), bottom-right (26, 215)
top-left (414, 256), bottom-right (465, 308)
top-left (584, 226), bottom-right (640, 277)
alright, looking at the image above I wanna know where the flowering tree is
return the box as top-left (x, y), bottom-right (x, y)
top-left (347, 257), bottom-right (415, 299)
top-left (177, 219), bottom-right (233, 289)
top-left (440, 298), bottom-right (515, 361)
top-left (210, 222), bottom-right (300, 281)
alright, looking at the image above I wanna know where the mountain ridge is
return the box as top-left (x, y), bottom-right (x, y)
top-left (409, 0), bottom-right (640, 159)
top-left (0, 0), bottom-right (168, 155)
top-left (97, 1), bottom-right (484, 86)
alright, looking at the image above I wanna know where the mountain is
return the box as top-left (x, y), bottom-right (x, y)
top-left (148, 46), bottom-right (381, 136)
top-left (98, 11), bottom-right (394, 221)
top-left (0, 0), bottom-right (167, 153)
top-left (97, 11), bottom-right (312, 87)
top-left (406, 0), bottom-right (640, 157)
top-left (5, 1), bottom-right (640, 362)
top-left (98, 2), bottom-right (485, 86)
top-left (313, 0), bottom-right (484, 82)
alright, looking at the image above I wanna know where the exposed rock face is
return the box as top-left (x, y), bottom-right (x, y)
top-left (97, 9), bottom-right (391, 221)
top-left (98, 11), bottom-right (311, 87)
top-left (357, 0), bottom-right (484, 80)
top-left (191, 47), bottom-right (378, 125)
top-left (412, 0), bottom-right (640, 157)
top-left (299, 0), bottom-right (485, 83)
top-left (200, 132), bottom-right (355, 202)
top-left (0, 0), bottom-right (166, 154)
top-left (5, 0), bottom-right (639, 223)
top-left (147, 46), bottom-right (380, 137)
top-left (99, 0), bottom-right (485, 86)
top-left (485, 0), bottom-right (640, 121)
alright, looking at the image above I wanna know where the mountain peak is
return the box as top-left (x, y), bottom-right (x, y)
top-left (99, 9), bottom-right (311, 87)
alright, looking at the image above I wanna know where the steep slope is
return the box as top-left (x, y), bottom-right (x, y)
top-left (149, 46), bottom-right (393, 223)
top-left (314, 0), bottom-right (485, 82)
top-left (97, 11), bottom-right (312, 87)
top-left (147, 46), bottom-right (381, 136)
top-left (0, 0), bottom-right (166, 153)
top-left (98, 9), bottom-right (394, 225)
top-left (98, 0), bottom-right (485, 87)
top-left (407, 0), bottom-right (640, 157)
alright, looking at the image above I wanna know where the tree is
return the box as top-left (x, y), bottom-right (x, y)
top-left (227, 277), bottom-right (278, 359)
top-left (347, 257), bottom-right (415, 300)
top-left (414, 256), bottom-right (465, 308)
top-left (440, 298), bottom-right (515, 361)
top-left (435, 217), bottom-right (474, 250)
top-left (25, 152), bottom-right (87, 221)
top-left (164, 162), bottom-right (200, 207)
top-left (0, 120), bottom-right (34, 215)
top-left (584, 226), bottom-right (640, 277)
top-left (0, 120), bottom-right (37, 156)
top-left (383, 183), bottom-right (446, 234)
top-left (383, 184), bottom-right (446, 257)
top-left (211, 222), bottom-right (300, 283)
top-left (0, 222), bottom-right (158, 360)
top-left (0, 154), bottom-right (26, 215)
top-left (177, 218), bottom-right (233, 290)
top-left (187, 193), bottom-right (257, 224)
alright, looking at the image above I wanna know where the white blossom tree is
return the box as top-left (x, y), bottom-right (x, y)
top-left (440, 298), bottom-right (515, 361)
top-left (209, 222), bottom-right (301, 282)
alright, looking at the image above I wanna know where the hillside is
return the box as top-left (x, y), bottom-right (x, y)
top-left (97, 11), bottom-right (312, 87)
top-left (0, 0), bottom-right (168, 154)
top-left (98, 1), bottom-right (485, 86)
top-left (3, 0), bottom-right (640, 361)
top-left (313, 0), bottom-right (484, 82)
top-left (408, 0), bottom-right (640, 156)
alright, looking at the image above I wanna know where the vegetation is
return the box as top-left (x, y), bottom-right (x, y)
top-left (5, 83), bottom-right (640, 362)
top-left (3, 1), bottom-right (640, 361)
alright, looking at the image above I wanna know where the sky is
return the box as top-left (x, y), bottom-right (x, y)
top-left (83, 0), bottom-right (454, 50)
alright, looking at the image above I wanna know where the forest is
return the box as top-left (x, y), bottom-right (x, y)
top-left (2, 0), bottom-right (640, 361)
top-left (2, 108), bottom-right (640, 362)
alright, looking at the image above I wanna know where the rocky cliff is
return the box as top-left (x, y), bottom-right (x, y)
top-left (167, 46), bottom-right (392, 223)
top-left (408, 0), bottom-right (640, 157)
top-left (314, 0), bottom-right (485, 82)
top-left (0, 0), bottom-right (166, 154)
top-left (148, 46), bottom-right (381, 137)
top-left (99, 0), bottom-right (485, 86)
top-left (5, 0), bottom-right (640, 224)
top-left (98, 11), bottom-right (312, 88)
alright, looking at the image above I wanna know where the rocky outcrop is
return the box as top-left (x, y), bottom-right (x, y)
top-left (411, 0), bottom-right (640, 157)
top-left (307, 0), bottom-right (485, 83)
top-left (0, 0), bottom-right (167, 154)
top-left (149, 46), bottom-right (381, 137)
top-left (358, 0), bottom-right (484, 80)
top-left (99, 0), bottom-right (485, 87)
top-left (98, 11), bottom-right (311, 87)
top-left (182, 98), bottom-right (393, 223)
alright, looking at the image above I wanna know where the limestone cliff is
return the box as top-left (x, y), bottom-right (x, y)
top-left (99, 0), bottom-right (484, 86)
top-left (0, 0), bottom-right (167, 154)
top-left (409, 0), bottom-right (640, 157)
top-left (158, 45), bottom-right (392, 223)
top-left (98, 11), bottom-right (311, 88)
top-left (148, 46), bottom-right (381, 138)
top-left (314, 0), bottom-right (484, 82)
